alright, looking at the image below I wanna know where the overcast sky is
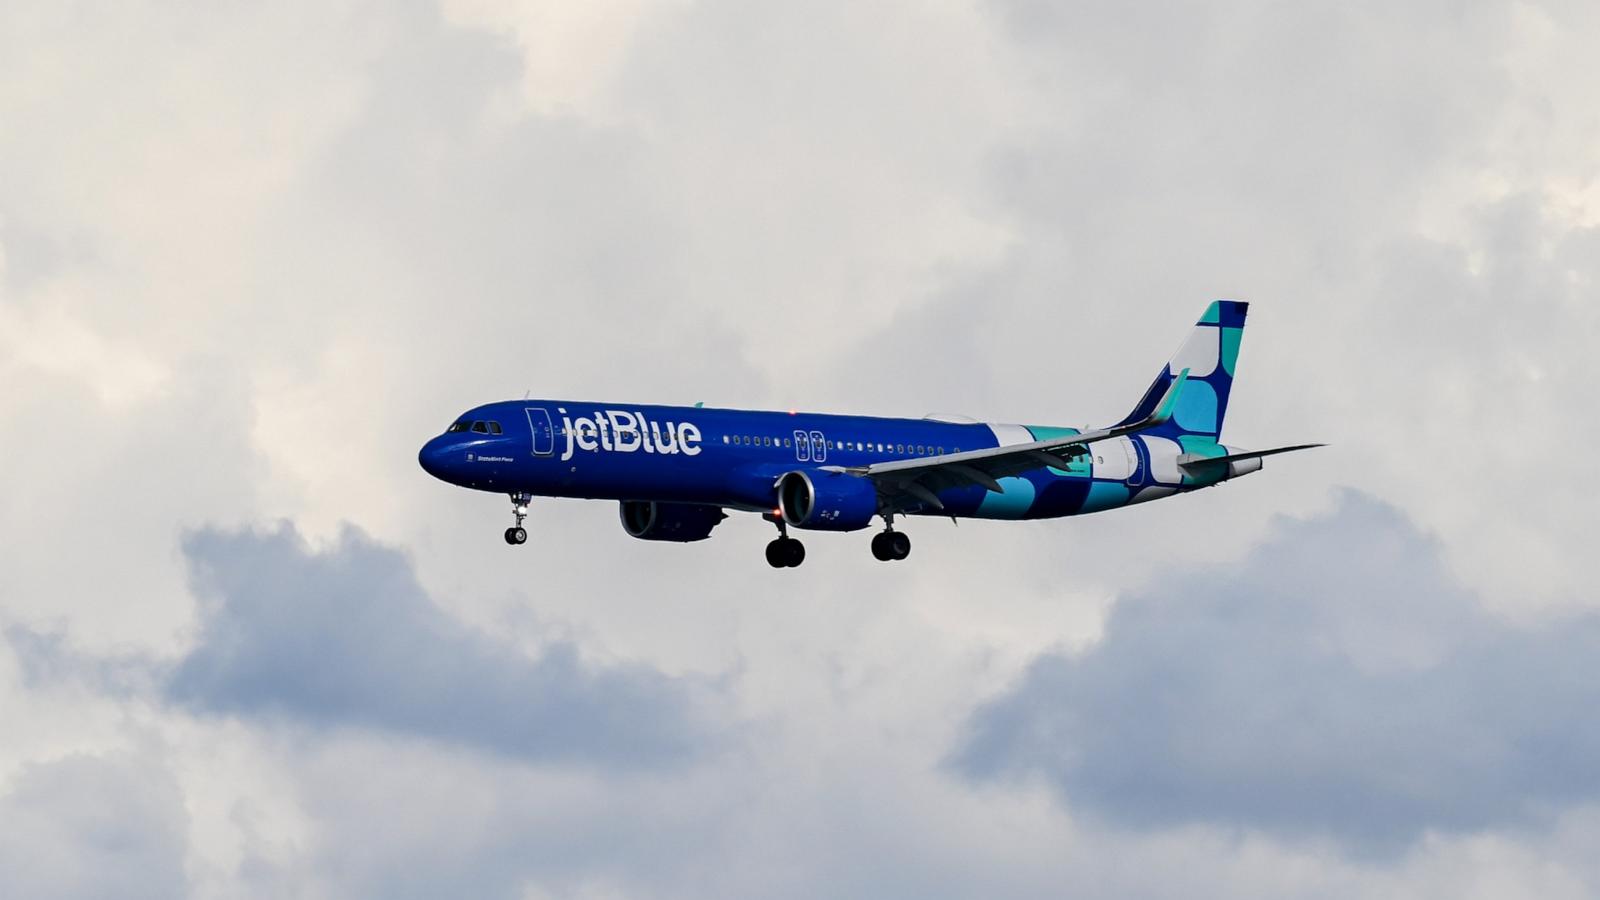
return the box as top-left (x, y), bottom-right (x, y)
top-left (4, 1), bottom-right (1600, 897)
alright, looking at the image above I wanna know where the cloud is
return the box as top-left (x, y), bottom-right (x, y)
top-left (5, 0), bottom-right (1600, 896)
top-left (169, 523), bottom-right (724, 768)
top-left (953, 491), bottom-right (1600, 849)
top-left (0, 753), bottom-right (189, 900)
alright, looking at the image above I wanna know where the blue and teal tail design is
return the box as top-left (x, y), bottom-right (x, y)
top-left (1117, 300), bottom-right (1247, 439)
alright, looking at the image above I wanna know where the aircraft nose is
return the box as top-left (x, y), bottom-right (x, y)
top-left (418, 436), bottom-right (452, 480)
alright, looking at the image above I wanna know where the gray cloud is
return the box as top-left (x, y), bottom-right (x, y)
top-left (169, 523), bottom-right (723, 768)
top-left (0, 753), bottom-right (189, 900)
top-left (953, 491), bottom-right (1600, 849)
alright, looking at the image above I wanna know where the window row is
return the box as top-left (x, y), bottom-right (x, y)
top-left (720, 434), bottom-right (957, 457)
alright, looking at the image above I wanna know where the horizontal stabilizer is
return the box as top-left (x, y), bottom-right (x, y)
top-left (1179, 443), bottom-right (1325, 470)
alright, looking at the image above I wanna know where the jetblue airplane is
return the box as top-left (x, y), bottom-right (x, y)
top-left (419, 301), bottom-right (1318, 567)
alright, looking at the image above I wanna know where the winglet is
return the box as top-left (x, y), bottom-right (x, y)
top-left (1149, 368), bottom-right (1189, 426)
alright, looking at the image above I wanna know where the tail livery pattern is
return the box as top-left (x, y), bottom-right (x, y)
top-left (1117, 300), bottom-right (1247, 440)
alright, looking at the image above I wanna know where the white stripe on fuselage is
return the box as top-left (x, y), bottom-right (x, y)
top-left (986, 423), bottom-right (1033, 447)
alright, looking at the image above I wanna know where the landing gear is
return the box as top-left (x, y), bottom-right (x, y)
top-left (763, 514), bottom-right (806, 568)
top-left (766, 537), bottom-right (805, 568)
top-left (870, 519), bottom-right (911, 562)
top-left (504, 493), bottom-right (531, 546)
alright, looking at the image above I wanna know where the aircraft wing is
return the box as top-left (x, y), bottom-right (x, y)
top-left (820, 370), bottom-right (1191, 513)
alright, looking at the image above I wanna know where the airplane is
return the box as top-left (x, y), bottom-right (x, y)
top-left (418, 301), bottom-right (1320, 567)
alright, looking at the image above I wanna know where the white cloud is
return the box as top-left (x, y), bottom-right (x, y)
top-left (0, 753), bottom-right (189, 900)
top-left (440, 0), bottom-right (694, 119)
top-left (0, 295), bottom-right (170, 408)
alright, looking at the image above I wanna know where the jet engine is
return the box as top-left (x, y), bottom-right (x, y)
top-left (618, 501), bottom-right (726, 542)
top-left (776, 470), bottom-right (878, 532)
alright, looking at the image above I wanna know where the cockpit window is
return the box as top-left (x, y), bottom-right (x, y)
top-left (471, 421), bottom-right (489, 434)
top-left (447, 421), bottom-right (470, 433)
top-left (488, 421), bottom-right (503, 435)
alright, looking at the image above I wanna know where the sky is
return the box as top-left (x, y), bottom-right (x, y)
top-left (3, 1), bottom-right (1599, 896)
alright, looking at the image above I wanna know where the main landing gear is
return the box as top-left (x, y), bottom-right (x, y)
top-left (504, 492), bottom-right (531, 545)
top-left (870, 517), bottom-right (911, 562)
top-left (763, 514), bottom-right (806, 568)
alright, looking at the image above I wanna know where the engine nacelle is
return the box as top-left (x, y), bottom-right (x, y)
top-left (619, 501), bottom-right (726, 542)
top-left (777, 470), bottom-right (878, 532)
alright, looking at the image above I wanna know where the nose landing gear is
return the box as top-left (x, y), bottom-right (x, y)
top-left (504, 493), bottom-right (531, 545)
top-left (762, 512), bottom-right (806, 568)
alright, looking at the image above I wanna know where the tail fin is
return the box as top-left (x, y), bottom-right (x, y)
top-left (1117, 300), bottom-right (1247, 439)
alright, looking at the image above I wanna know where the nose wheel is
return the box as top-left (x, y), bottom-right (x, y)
top-left (762, 512), bottom-right (805, 568)
top-left (504, 493), bottom-right (531, 546)
top-left (870, 521), bottom-right (910, 561)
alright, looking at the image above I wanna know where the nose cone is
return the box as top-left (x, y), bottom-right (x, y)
top-left (418, 436), bottom-right (452, 481)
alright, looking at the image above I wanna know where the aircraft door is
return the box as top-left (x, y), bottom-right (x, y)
top-left (809, 430), bottom-right (827, 462)
top-left (1124, 437), bottom-right (1145, 486)
top-left (526, 407), bottom-right (554, 456)
top-left (793, 429), bottom-right (811, 462)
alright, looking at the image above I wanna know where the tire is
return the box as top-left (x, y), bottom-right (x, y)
top-left (765, 539), bottom-right (788, 568)
top-left (888, 531), bottom-right (911, 560)
top-left (504, 527), bottom-right (519, 545)
top-left (512, 527), bottom-right (528, 544)
top-left (870, 533), bottom-right (893, 561)
top-left (784, 539), bottom-right (806, 567)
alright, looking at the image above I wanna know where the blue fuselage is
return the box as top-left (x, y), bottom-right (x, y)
top-left (419, 399), bottom-right (1186, 525)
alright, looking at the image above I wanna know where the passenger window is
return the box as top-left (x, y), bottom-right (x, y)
top-left (896, 444), bottom-right (904, 454)
top-left (763, 436), bottom-right (771, 447)
top-left (784, 438), bottom-right (791, 447)
top-left (488, 422), bottom-right (503, 435)
top-left (723, 435), bottom-right (729, 444)
top-left (471, 421), bottom-right (488, 434)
